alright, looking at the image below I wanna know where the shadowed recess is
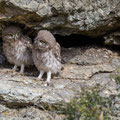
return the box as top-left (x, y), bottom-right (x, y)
top-left (55, 34), bottom-right (105, 48)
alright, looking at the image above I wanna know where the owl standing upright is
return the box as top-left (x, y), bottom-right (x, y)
top-left (32, 30), bottom-right (62, 83)
top-left (2, 26), bottom-right (33, 73)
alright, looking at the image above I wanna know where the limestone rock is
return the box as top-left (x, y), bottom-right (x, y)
top-left (0, 106), bottom-right (65, 120)
top-left (0, 46), bottom-right (119, 108)
top-left (61, 47), bottom-right (116, 79)
top-left (0, 46), bottom-right (120, 119)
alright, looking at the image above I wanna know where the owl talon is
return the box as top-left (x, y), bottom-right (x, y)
top-left (11, 70), bottom-right (15, 73)
top-left (13, 65), bottom-right (17, 71)
top-left (20, 73), bottom-right (24, 75)
top-left (13, 72), bottom-right (23, 76)
top-left (42, 81), bottom-right (50, 87)
top-left (37, 77), bottom-right (43, 81)
top-left (44, 83), bottom-right (48, 87)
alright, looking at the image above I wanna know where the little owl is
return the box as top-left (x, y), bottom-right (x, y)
top-left (32, 30), bottom-right (62, 83)
top-left (2, 26), bottom-right (33, 73)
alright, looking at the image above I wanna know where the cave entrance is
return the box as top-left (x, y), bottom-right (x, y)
top-left (55, 34), bottom-right (105, 48)
top-left (55, 34), bottom-right (120, 55)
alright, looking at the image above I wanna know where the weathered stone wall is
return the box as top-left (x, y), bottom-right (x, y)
top-left (0, 1), bottom-right (120, 119)
top-left (0, 0), bottom-right (120, 37)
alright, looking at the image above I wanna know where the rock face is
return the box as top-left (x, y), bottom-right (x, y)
top-left (0, 0), bottom-right (120, 36)
top-left (0, 45), bottom-right (120, 119)
top-left (0, 0), bottom-right (120, 119)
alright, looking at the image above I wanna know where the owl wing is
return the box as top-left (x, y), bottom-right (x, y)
top-left (21, 35), bottom-right (33, 50)
top-left (53, 42), bottom-right (61, 62)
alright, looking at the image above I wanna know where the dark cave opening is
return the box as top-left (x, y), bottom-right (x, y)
top-left (55, 34), bottom-right (120, 54)
top-left (55, 34), bottom-right (105, 48)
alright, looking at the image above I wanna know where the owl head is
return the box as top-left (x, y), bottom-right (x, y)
top-left (34, 30), bottom-right (56, 50)
top-left (2, 26), bottom-right (22, 41)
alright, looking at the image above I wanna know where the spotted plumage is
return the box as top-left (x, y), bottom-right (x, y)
top-left (2, 26), bottom-right (33, 73)
top-left (32, 30), bottom-right (62, 83)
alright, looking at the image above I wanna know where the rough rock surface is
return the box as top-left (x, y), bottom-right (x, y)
top-left (0, 0), bottom-right (120, 36)
top-left (0, 44), bottom-right (120, 119)
top-left (0, 105), bottom-right (65, 120)
top-left (0, 0), bottom-right (120, 119)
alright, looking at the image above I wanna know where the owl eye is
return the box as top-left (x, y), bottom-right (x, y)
top-left (40, 40), bottom-right (46, 44)
top-left (7, 34), bottom-right (14, 39)
top-left (8, 34), bottom-right (14, 37)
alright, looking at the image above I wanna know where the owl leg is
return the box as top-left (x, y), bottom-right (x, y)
top-left (20, 64), bottom-right (25, 74)
top-left (46, 71), bottom-right (51, 83)
top-left (38, 70), bottom-right (44, 79)
top-left (13, 65), bottom-right (17, 70)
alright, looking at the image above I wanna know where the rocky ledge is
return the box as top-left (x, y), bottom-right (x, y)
top-left (0, 0), bottom-right (120, 119)
top-left (0, 46), bottom-right (120, 119)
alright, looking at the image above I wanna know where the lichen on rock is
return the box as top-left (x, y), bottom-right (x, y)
top-left (0, 0), bottom-right (120, 36)
top-left (0, 0), bottom-right (120, 119)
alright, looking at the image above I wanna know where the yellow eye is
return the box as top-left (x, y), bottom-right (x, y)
top-left (40, 40), bottom-right (46, 44)
top-left (8, 34), bottom-right (13, 37)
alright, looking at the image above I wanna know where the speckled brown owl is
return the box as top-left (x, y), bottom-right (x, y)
top-left (32, 30), bottom-right (62, 83)
top-left (2, 26), bottom-right (33, 73)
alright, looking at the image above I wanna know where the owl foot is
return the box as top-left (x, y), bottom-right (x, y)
top-left (42, 81), bottom-right (50, 87)
top-left (11, 71), bottom-right (17, 75)
top-left (36, 77), bottom-right (43, 81)
top-left (16, 72), bottom-right (24, 76)
top-left (13, 65), bottom-right (17, 71)
top-left (44, 82), bottom-right (49, 86)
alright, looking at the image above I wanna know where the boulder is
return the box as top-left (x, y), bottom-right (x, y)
top-left (0, 0), bottom-right (120, 36)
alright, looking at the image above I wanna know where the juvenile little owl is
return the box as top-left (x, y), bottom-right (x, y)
top-left (2, 26), bottom-right (33, 73)
top-left (32, 30), bottom-right (62, 83)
